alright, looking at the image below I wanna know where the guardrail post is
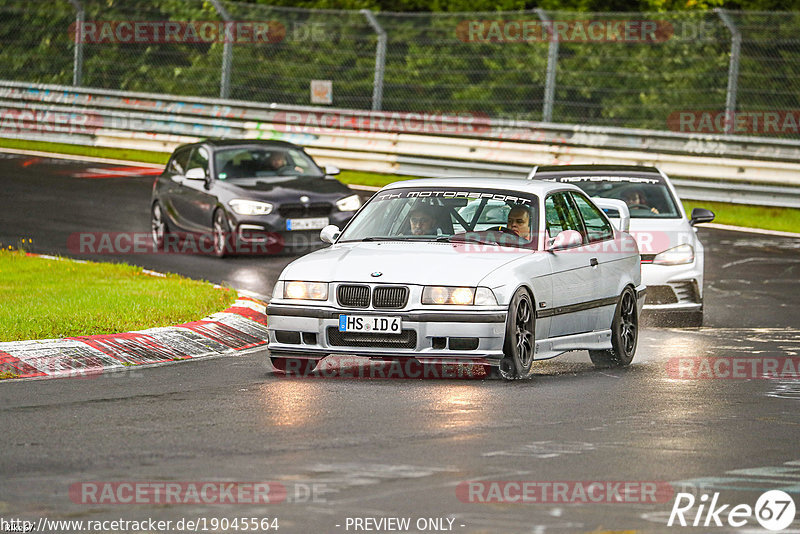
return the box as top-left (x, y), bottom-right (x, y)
top-left (361, 9), bottom-right (386, 111)
top-left (717, 9), bottom-right (741, 135)
top-left (536, 9), bottom-right (558, 123)
top-left (67, 0), bottom-right (84, 86)
top-left (210, 0), bottom-right (233, 99)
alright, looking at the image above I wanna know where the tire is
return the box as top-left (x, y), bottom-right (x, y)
top-left (151, 201), bottom-right (170, 251)
top-left (498, 288), bottom-right (536, 380)
top-left (589, 287), bottom-right (638, 368)
top-left (270, 356), bottom-right (320, 375)
top-left (212, 209), bottom-right (231, 258)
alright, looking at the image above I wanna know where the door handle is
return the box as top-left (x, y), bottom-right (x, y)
top-left (590, 258), bottom-right (598, 267)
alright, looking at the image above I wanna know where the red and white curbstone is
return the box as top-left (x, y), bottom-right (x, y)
top-left (0, 296), bottom-right (269, 380)
top-left (0, 255), bottom-right (270, 381)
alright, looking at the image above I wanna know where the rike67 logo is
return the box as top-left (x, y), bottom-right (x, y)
top-left (668, 490), bottom-right (796, 531)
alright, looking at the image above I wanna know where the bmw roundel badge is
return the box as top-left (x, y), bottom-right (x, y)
top-left (371, 272), bottom-right (382, 277)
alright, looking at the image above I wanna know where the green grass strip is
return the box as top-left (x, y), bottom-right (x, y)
top-left (682, 200), bottom-right (800, 234)
top-left (0, 250), bottom-right (236, 342)
top-left (0, 137), bottom-right (170, 164)
top-left (338, 169), bottom-right (417, 188)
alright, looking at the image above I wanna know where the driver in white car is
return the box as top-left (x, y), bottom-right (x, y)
top-left (622, 187), bottom-right (659, 214)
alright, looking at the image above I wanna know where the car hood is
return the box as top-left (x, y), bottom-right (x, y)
top-left (627, 217), bottom-right (696, 255)
top-left (279, 242), bottom-right (531, 286)
top-left (215, 175), bottom-right (351, 201)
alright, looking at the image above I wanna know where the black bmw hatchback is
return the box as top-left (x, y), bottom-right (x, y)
top-left (150, 139), bottom-right (361, 257)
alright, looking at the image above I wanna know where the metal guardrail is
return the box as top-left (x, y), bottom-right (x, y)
top-left (1, 80), bottom-right (800, 208)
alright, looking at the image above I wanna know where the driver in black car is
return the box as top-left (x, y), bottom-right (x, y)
top-left (268, 152), bottom-right (288, 171)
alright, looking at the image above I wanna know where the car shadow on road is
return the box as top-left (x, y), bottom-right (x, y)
top-left (263, 354), bottom-right (647, 383)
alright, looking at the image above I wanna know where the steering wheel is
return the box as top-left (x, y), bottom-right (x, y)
top-left (486, 225), bottom-right (517, 235)
top-left (627, 203), bottom-right (650, 210)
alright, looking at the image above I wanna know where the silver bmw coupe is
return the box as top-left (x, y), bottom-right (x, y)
top-left (267, 178), bottom-right (645, 380)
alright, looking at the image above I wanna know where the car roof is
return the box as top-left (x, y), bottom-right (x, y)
top-left (176, 139), bottom-right (303, 151)
top-left (379, 177), bottom-right (584, 196)
top-left (531, 164), bottom-right (668, 185)
top-left (532, 164), bottom-right (662, 176)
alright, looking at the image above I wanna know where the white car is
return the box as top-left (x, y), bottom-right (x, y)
top-left (529, 165), bottom-right (715, 326)
top-left (266, 178), bottom-right (645, 380)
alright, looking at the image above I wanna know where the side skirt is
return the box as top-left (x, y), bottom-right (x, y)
top-left (534, 329), bottom-right (613, 360)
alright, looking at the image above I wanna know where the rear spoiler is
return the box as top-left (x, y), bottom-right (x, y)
top-left (591, 198), bottom-right (630, 233)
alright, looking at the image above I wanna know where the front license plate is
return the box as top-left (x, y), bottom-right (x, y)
top-left (339, 315), bottom-right (402, 334)
top-left (286, 217), bottom-right (329, 231)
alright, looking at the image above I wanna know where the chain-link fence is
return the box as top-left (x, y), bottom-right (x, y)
top-left (1, 1), bottom-right (799, 134)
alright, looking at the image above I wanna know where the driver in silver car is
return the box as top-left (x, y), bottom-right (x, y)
top-left (506, 205), bottom-right (532, 240)
top-left (408, 206), bottom-right (438, 235)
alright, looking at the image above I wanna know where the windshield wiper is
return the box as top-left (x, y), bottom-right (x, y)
top-left (358, 236), bottom-right (441, 242)
top-left (442, 234), bottom-right (498, 246)
top-left (444, 234), bottom-right (532, 249)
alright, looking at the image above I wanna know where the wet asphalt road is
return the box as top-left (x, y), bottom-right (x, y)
top-left (1, 153), bottom-right (800, 533)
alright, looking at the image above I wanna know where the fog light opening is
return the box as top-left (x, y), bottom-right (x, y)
top-left (432, 337), bottom-right (446, 350)
top-left (448, 337), bottom-right (479, 351)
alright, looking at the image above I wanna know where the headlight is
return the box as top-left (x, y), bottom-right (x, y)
top-left (422, 286), bottom-right (496, 305)
top-left (228, 199), bottom-right (274, 216)
top-left (335, 194), bottom-right (361, 212)
top-left (284, 281), bottom-right (328, 300)
top-left (474, 287), bottom-right (498, 306)
top-left (653, 244), bottom-right (694, 266)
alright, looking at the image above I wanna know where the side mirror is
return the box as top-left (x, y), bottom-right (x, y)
top-left (689, 208), bottom-right (715, 226)
top-left (320, 224), bottom-right (341, 244)
top-left (548, 229), bottom-right (583, 251)
top-left (591, 197), bottom-right (631, 233)
top-left (185, 167), bottom-right (206, 180)
top-left (324, 165), bottom-right (341, 177)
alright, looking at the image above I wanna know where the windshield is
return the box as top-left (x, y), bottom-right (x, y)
top-left (338, 187), bottom-right (539, 249)
top-left (549, 175), bottom-right (681, 219)
top-left (215, 146), bottom-right (323, 180)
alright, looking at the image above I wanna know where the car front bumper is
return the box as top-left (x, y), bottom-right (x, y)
top-left (267, 304), bottom-right (508, 363)
top-left (641, 263), bottom-right (703, 313)
top-left (228, 211), bottom-right (354, 251)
